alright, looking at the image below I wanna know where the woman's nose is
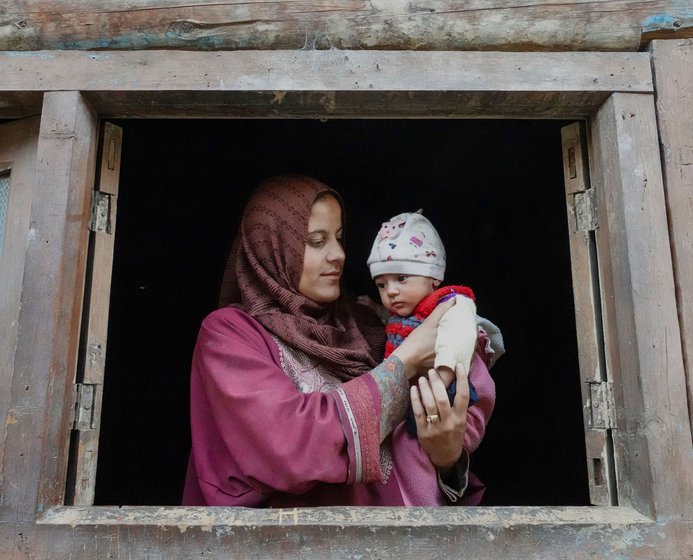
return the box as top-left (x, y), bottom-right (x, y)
top-left (327, 240), bottom-right (345, 263)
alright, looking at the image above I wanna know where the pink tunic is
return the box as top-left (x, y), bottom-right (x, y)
top-left (182, 307), bottom-right (494, 507)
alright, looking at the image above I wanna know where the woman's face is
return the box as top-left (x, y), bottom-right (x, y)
top-left (298, 195), bottom-right (345, 303)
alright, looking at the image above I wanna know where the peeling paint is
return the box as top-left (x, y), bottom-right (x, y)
top-left (642, 11), bottom-right (693, 32)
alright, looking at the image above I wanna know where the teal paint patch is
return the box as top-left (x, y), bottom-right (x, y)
top-left (43, 34), bottom-right (179, 50)
top-left (642, 11), bottom-right (693, 32)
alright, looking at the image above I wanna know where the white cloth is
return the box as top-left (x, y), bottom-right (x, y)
top-left (435, 294), bottom-right (478, 372)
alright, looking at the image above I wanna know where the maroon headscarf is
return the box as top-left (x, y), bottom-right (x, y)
top-left (219, 174), bottom-right (384, 380)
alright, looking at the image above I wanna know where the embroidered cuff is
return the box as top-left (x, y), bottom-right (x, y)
top-left (437, 449), bottom-right (470, 503)
top-left (334, 375), bottom-right (382, 484)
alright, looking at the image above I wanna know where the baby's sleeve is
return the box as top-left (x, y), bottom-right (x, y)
top-left (434, 294), bottom-right (478, 373)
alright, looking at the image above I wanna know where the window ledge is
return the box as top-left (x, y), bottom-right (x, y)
top-left (38, 505), bottom-right (652, 528)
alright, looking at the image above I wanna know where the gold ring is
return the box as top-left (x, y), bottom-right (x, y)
top-left (426, 414), bottom-right (440, 424)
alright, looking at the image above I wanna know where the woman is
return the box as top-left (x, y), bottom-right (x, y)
top-left (182, 174), bottom-right (495, 507)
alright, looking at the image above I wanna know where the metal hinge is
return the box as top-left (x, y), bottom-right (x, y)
top-left (72, 383), bottom-right (97, 431)
top-left (88, 191), bottom-right (113, 234)
top-left (587, 380), bottom-right (615, 429)
top-left (574, 188), bottom-right (598, 232)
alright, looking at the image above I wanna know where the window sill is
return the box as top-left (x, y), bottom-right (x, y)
top-left (38, 505), bottom-right (652, 528)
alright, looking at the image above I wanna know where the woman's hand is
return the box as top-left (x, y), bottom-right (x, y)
top-left (411, 363), bottom-right (469, 470)
top-left (391, 298), bottom-right (454, 379)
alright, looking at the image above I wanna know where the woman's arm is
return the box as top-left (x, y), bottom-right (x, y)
top-left (378, 298), bottom-right (455, 440)
top-left (189, 302), bottom-right (450, 503)
top-left (190, 308), bottom-right (373, 502)
top-left (188, 304), bottom-right (444, 502)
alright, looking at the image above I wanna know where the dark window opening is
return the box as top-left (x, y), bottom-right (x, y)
top-left (94, 119), bottom-right (589, 507)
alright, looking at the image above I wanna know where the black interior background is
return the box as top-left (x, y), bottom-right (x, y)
top-left (94, 118), bottom-right (589, 506)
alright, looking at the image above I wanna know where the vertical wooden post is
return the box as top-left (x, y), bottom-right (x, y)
top-left (650, 39), bottom-right (693, 438)
top-left (0, 92), bottom-right (98, 528)
top-left (0, 118), bottom-right (40, 486)
top-left (589, 93), bottom-right (692, 521)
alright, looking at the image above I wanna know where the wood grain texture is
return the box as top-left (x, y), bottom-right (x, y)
top-left (0, 49), bottom-right (652, 118)
top-left (6, 504), bottom-right (692, 559)
top-left (561, 122), bottom-right (616, 506)
top-left (0, 117), bottom-right (39, 503)
top-left (68, 123), bottom-right (122, 506)
top-left (0, 92), bottom-right (98, 532)
top-left (0, 50), bottom-right (654, 92)
top-left (590, 92), bottom-right (693, 522)
top-left (18, 506), bottom-right (690, 559)
top-left (35, 93), bottom-right (99, 510)
top-left (650, 39), bottom-right (693, 438)
top-left (0, 0), bottom-right (691, 52)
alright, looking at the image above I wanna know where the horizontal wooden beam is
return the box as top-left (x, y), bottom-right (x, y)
top-left (0, 1), bottom-right (691, 52)
top-left (0, 50), bottom-right (655, 93)
top-left (0, 50), bottom-right (651, 119)
top-left (38, 505), bottom-right (650, 527)
top-left (23, 506), bottom-right (689, 559)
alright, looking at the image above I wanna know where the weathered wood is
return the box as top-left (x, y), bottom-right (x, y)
top-left (0, 93), bottom-right (98, 529)
top-left (67, 123), bottom-right (122, 506)
top-left (0, 117), bottom-right (39, 495)
top-left (0, 50), bottom-right (689, 559)
top-left (18, 506), bottom-right (688, 559)
top-left (561, 122), bottom-right (616, 506)
top-left (4, 505), bottom-right (690, 559)
top-left (0, 50), bottom-right (652, 119)
top-left (0, 0), bottom-right (691, 52)
top-left (67, 90), bottom-right (620, 120)
top-left (35, 93), bottom-right (100, 510)
top-left (0, 50), bottom-right (655, 92)
top-left (589, 93), bottom-right (693, 521)
top-left (650, 39), bottom-right (693, 438)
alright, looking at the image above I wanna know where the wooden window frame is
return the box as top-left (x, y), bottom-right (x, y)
top-left (0, 50), bottom-right (690, 558)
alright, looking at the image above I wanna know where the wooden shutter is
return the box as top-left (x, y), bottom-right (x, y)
top-left (0, 118), bottom-right (40, 482)
top-left (65, 122), bottom-right (123, 505)
top-left (561, 122), bottom-right (617, 505)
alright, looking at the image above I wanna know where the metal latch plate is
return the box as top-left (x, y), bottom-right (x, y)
top-left (587, 380), bottom-right (615, 429)
top-left (574, 188), bottom-right (597, 232)
top-left (88, 191), bottom-right (112, 234)
top-left (72, 383), bottom-right (96, 431)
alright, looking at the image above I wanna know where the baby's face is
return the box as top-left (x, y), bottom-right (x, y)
top-left (374, 274), bottom-right (438, 317)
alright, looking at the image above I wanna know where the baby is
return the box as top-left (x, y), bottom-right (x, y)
top-left (366, 210), bottom-right (480, 435)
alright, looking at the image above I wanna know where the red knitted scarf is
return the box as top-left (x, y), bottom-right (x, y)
top-left (384, 285), bottom-right (475, 358)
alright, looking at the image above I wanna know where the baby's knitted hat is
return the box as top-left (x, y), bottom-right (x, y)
top-left (367, 210), bottom-right (446, 281)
